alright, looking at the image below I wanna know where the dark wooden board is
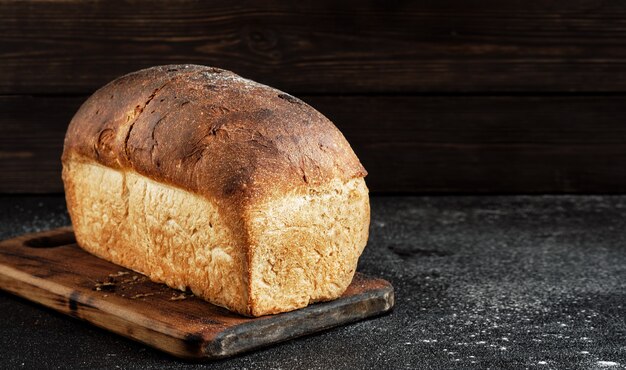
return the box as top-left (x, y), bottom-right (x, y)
top-left (4, 94), bottom-right (626, 194)
top-left (3, 0), bottom-right (626, 93)
top-left (0, 227), bottom-right (394, 360)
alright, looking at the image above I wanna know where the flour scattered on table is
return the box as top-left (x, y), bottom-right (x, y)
top-left (130, 293), bottom-right (154, 299)
top-left (94, 281), bottom-right (116, 292)
top-left (108, 271), bottom-right (130, 278)
top-left (596, 361), bottom-right (620, 367)
top-left (170, 293), bottom-right (193, 301)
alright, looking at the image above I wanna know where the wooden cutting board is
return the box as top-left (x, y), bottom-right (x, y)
top-left (0, 227), bottom-right (394, 360)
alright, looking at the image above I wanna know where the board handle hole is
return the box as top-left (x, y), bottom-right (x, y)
top-left (24, 231), bottom-right (76, 248)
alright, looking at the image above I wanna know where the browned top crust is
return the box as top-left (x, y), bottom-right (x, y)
top-left (63, 65), bottom-right (366, 204)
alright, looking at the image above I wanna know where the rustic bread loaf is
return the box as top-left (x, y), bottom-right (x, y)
top-left (62, 65), bottom-right (370, 316)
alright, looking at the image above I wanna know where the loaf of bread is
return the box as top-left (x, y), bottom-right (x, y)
top-left (62, 65), bottom-right (369, 316)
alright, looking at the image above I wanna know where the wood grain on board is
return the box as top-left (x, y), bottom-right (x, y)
top-left (2, 0), bottom-right (626, 94)
top-left (0, 227), bottom-right (394, 360)
top-left (3, 95), bottom-right (626, 194)
top-left (3, 0), bottom-right (626, 194)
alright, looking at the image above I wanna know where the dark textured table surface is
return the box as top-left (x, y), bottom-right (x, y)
top-left (1, 195), bottom-right (625, 369)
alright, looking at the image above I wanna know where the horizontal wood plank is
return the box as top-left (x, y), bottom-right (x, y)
top-left (2, 94), bottom-right (626, 193)
top-left (3, 0), bottom-right (626, 93)
top-left (0, 96), bottom-right (81, 193)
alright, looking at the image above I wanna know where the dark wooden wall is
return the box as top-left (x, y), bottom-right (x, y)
top-left (3, 0), bottom-right (626, 194)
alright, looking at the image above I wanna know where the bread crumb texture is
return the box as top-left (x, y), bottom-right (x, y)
top-left (248, 178), bottom-right (369, 315)
top-left (64, 159), bottom-right (368, 315)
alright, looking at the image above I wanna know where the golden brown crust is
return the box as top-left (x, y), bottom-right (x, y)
top-left (62, 65), bottom-right (366, 206)
top-left (62, 65), bottom-right (370, 316)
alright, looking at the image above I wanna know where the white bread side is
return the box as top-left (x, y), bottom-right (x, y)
top-left (63, 155), bottom-right (369, 316)
top-left (247, 177), bottom-right (370, 316)
top-left (63, 157), bottom-right (248, 312)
